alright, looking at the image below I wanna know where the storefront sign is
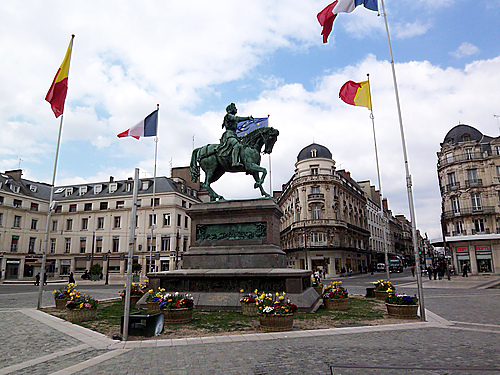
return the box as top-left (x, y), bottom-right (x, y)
top-left (456, 247), bottom-right (469, 252)
top-left (61, 260), bottom-right (71, 265)
top-left (6, 260), bottom-right (20, 264)
top-left (475, 246), bottom-right (490, 252)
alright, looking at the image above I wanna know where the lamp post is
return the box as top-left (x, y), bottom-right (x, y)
top-left (175, 230), bottom-right (181, 270)
top-left (105, 250), bottom-right (111, 285)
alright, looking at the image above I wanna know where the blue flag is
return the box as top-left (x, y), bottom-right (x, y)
top-left (236, 117), bottom-right (268, 137)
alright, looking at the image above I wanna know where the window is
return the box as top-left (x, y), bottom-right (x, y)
top-left (446, 152), bottom-right (454, 163)
top-left (114, 216), bottom-right (121, 228)
top-left (142, 181), bottom-right (149, 190)
top-left (13, 215), bottom-right (21, 228)
top-left (11, 185), bottom-right (20, 193)
top-left (55, 205), bottom-right (62, 213)
top-left (13, 199), bottom-right (22, 208)
top-left (467, 169), bottom-right (478, 182)
top-left (84, 203), bottom-right (92, 211)
top-left (163, 213), bottom-right (171, 226)
top-left (80, 238), bottom-right (86, 253)
top-left (177, 214), bottom-right (182, 227)
top-left (81, 218), bottom-right (88, 230)
top-left (447, 172), bottom-right (456, 185)
top-left (147, 237), bottom-right (156, 251)
top-left (52, 220), bottom-right (58, 231)
top-left (96, 238), bottom-right (102, 253)
top-left (149, 214), bottom-right (157, 228)
top-left (69, 204), bottom-right (77, 212)
top-left (451, 197), bottom-right (460, 214)
top-left (66, 219), bottom-right (73, 231)
top-left (311, 167), bottom-right (318, 175)
top-left (182, 200), bottom-right (186, 208)
top-left (311, 149), bottom-right (317, 158)
top-left (0, 196), bottom-right (3, 205)
top-left (474, 219), bottom-right (485, 233)
top-left (183, 237), bottom-right (188, 252)
top-left (100, 202), bottom-right (108, 210)
top-left (310, 232), bottom-right (327, 246)
top-left (462, 134), bottom-right (470, 142)
top-left (471, 194), bottom-right (482, 211)
top-left (113, 237), bottom-right (119, 252)
top-left (0, 213), bottom-right (3, 226)
top-left (30, 203), bottom-right (39, 211)
top-left (64, 188), bottom-right (73, 197)
top-left (109, 183), bottom-right (118, 193)
top-left (31, 219), bottom-right (38, 230)
top-left (50, 238), bottom-right (56, 253)
top-left (137, 199), bottom-right (142, 207)
top-left (116, 200), bottom-right (125, 209)
top-left (465, 148), bottom-right (473, 160)
top-left (152, 198), bottom-right (160, 207)
top-left (126, 182), bottom-right (132, 192)
top-left (11, 236), bottom-right (19, 252)
top-left (29, 237), bottom-right (36, 253)
top-left (311, 186), bottom-right (320, 194)
top-left (312, 205), bottom-right (321, 220)
top-left (79, 186), bottom-right (87, 196)
top-left (161, 236), bottom-right (170, 251)
top-left (455, 221), bottom-right (464, 234)
top-left (494, 145), bottom-right (500, 156)
top-left (97, 217), bottom-right (104, 229)
top-left (94, 184), bottom-right (102, 194)
top-left (184, 216), bottom-right (189, 229)
top-left (30, 185), bottom-right (37, 193)
top-left (64, 238), bottom-right (71, 253)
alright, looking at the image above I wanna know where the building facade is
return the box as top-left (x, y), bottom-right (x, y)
top-left (0, 167), bottom-right (201, 281)
top-left (277, 144), bottom-right (371, 277)
top-left (437, 124), bottom-right (500, 274)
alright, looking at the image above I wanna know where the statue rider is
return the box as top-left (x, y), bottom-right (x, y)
top-left (219, 103), bottom-right (253, 167)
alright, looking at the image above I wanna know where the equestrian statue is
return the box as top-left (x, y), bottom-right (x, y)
top-left (190, 103), bottom-right (279, 201)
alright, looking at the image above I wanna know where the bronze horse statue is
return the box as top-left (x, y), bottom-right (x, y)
top-left (190, 126), bottom-right (279, 201)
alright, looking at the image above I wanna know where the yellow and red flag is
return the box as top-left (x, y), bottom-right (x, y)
top-left (45, 35), bottom-right (75, 118)
top-left (339, 80), bottom-right (372, 110)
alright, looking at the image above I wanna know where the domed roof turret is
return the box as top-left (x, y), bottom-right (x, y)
top-left (442, 124), bottom-right (484, 145)
top-left (297, 143), bottom-right (332, 162)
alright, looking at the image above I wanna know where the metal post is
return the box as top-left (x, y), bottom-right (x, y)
top-left (175, 230), bottom-right (180, 270)
top-left (105, 250), bottom-right (110, 285)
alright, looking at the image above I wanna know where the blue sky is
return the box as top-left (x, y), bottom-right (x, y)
top-left (1, 0), bottom-right (500, 240)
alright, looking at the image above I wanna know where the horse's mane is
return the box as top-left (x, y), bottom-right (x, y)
top-left (240, 126), bottom-right (272, 148)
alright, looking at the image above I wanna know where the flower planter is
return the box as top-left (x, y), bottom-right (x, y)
top-left (313, 286), bottom-right (323, 295)
top-left (67, 308), bottom-right (97, 322)
top-left (55, 298), bottom-right (68, 309)
top-left (240, 302), bottom-right (259, 316)
top-left (259, 313), bottom-right (294, 332)
top-left (161, 308), bottom-right (193, 324)
top-left (374, 290), bottom-right (389, 301)
top-left (147, 301), bottom-right (160, 313)
top-left (324, 298), bottom-right (349, 311)
top-left (386, 303), bottom-right (418, 318)
top-left (122, 295), bottom-right (142, 307)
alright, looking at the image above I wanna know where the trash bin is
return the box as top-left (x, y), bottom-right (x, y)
top-left (121, 312), bottom-right (164, 337)
top-left (365, 287), bottom-right (375, 298)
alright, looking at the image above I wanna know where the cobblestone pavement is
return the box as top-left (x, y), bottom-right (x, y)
top-left (1, 275), bottom-right (499, 374)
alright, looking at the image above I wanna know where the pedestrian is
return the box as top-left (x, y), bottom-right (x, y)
top-left (462, 263), bottom-right (468, 277)
top-left (340, 267), bottom-right (346, 277)
top-left (43, 272), bottom-right (48, 285)
top-left (322, 268), bottom-right (326, 279)
top-left (35, 273), bottom-right (40, 286)
top-left (68, 272), bottom-right (75, 284)
top-left (433, 265), bottom-right (438, 280)
top-left (411, 265), bottom-right (415, 277)
top-left (428, 265), bottom-right (433, 280)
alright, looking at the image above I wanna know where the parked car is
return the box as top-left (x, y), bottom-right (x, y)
top-left (376, 263), bottom-right (386, 272)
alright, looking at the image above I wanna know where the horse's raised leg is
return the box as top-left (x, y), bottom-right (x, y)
top-left (202, 169), bottom-right (224, 201)
top-left (247, 164), bottom-right (270, 198)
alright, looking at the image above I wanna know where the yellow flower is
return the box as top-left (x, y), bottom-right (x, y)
top-left (240, 289), bottom-right (244, 293)
top-left (79, 303), bottom-right (84, 308)
top-left (148, 289), bottom-right (153, 294)
top-left (254, 289), bottom-right (258, 294)
top-left (276, 292), bottom-right (279, 296)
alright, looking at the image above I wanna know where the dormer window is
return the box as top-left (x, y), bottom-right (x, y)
top-left (79, 186), bottom-right (87, 196)
top-left (462, 134), bottom-right (470, 142)
top-left (64, 187), bottom-right (73, 197)
top-left (311, 149), bottom-right (317, 158)
top-left (109, 183), bottom-right (118, 193)
top-left (141, 181), bottom-right (149, 190)
top-left (10, 185), bottom-right (20, 193)
top-left (29, 185), bottom-right (37, 193)
top-left (94, 184), bottom-right (102, 194)
top-left (126, 182), bottom-right (132, 192)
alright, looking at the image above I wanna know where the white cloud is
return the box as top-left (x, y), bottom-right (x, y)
top-left (451, 42), bottom-right (480, 58)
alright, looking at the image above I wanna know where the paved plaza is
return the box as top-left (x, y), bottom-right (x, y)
top-left (1, 273), bottom-right (499, 374)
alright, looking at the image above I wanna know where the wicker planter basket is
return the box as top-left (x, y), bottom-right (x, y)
top-left (323, 298), bottom-right (349, 311)
top-left (122, 295), bottom-right (142, 307)
top-left (313, 286), bottom-right (323, 295)
top-left (374, 290), bottom-right (389, 301)
top-left (161, 308), bottom-right (193, 324)
top-left (67, 308), bottom-right (97, 323)
top-left (55, 298), bottom-right (68, 309)
top-left (259, 314), bottom-right (294, 332)
top-left (386, 303), bottom-right (418, 318)
top-left (147, 301), bottom-right (160, 313)
top-left (241, 302), bottom-right (259, 316)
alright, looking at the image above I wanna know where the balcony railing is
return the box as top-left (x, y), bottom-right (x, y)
top-left (451, 230), bottom-right (467, 236)
top-left (471, 228), bottom-right (491, 235)
top-left (307, 193), bottom-right (325, 201)
top-left (446, 182), bottom-right (460, 192)
top-left (442, 206), bottom-right (496, 219)
top-left (438, 152), bottom-right (484, 168)
top-left (465, 179), bottom-right (482, 188)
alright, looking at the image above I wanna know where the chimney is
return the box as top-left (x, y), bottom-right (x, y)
top-left (5, 169), bottom-right (22, 182)
top-left (382, 198), bottom-right (388, 209)
top-left (109, 176), bottom-right (114, 183)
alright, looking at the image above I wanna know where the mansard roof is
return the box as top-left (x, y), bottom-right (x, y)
top-left (297, 143), bottom-right (332, 162)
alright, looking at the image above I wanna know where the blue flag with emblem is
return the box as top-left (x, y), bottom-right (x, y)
top-left (236, 117), bottom-right (269, 137)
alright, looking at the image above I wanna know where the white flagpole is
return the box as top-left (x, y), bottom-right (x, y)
top-left (123, 167), bottom-right (140, 341)
top-left (267, 115), bottom-right (272, 196)
top-left (37, 114), bottom-right (64, 309)
top-left (150, 104), bottom-right (159, 274)
top-left (380, 0), bottom-right (425, 321)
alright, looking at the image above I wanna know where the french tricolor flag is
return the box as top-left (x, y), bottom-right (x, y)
top-left (117, 109), bottom-right (158, 139)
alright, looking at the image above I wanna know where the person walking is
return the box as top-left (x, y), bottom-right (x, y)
top-left (68, 272), bottom-right (75, 284)
top-left (428, 265), bottom-right (433, 280)
top-left (411, 265), bottom-right (415, 277)
top-left (462, 263), bottom-right (469, 277)
top-left (43, 272), bottom-right (48, 285)
top-left (34, 273), bottom-right (40, 286)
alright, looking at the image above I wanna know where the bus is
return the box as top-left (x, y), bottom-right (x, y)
top-left (389, 257), bottom-right (403, 273)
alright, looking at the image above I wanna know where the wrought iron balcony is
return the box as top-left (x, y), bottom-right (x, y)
top-left (465, 179), bottom-right (482, 188)
top-left (445, 182), bottom-right (460, 192)
top-left (307, 193), bottom-right (325, 201)
top-left (442, 206), bottom-right (496, 219)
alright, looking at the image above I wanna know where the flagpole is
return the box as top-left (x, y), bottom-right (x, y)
top-left (123, 168), bottom-right (140, 341)
top-left (366, 74), bottom-right (390, 281)
top-left (37, 114), bottom-right (64, 309)
top-left (380, 0), bottom-right (425, 321)
top-left (150, 104), bottom-right (159, 274)
top-left (267, 115), bottom-right (272, 196)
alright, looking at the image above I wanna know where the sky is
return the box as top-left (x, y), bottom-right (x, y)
top-left (1, 0), bottom-right (500, 241)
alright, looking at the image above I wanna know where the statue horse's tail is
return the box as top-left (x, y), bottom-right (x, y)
top-left (190, 147), bottom-right (201, 183)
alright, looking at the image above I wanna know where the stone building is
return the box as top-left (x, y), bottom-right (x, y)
top-left (0, 167), bottom-right (201, 281)
top-left (277, 143), bottom-right (371, 277)
top-left (437, 124), bottom-right (500, 274)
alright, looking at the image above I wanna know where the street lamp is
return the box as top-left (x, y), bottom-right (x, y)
top-left (175, 230), bottom-right (180, 270)
top-left (105, 250), bottom-right (111, 285)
